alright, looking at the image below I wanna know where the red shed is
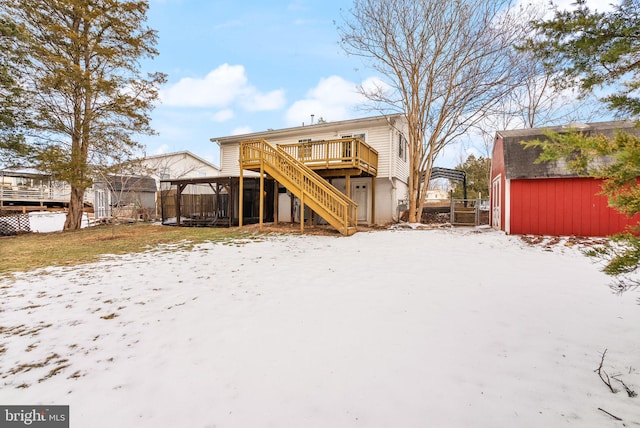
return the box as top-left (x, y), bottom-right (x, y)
top-left (490, 120), bottom-right (640, 237)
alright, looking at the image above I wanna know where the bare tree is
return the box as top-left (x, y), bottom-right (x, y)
top-left (472, 3), bottom-right (604, 158)
top-left (339, 0), bottom-right (525, 222)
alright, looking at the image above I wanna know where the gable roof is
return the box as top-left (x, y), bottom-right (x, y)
top-left (140, 150), bottom-right (220, 170)
top-left (496, 120), bottom-right (640, 179)
top-left (211, 114), bottom-right (405, 144)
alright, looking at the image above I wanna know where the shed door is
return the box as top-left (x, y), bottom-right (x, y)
top-left (491, 176), bottom-right (501, 229)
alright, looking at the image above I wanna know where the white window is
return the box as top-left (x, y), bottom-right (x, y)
top-left (398, 133), bottom-right (406, 161)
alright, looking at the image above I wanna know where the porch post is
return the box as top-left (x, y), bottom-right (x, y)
top-left (345, 175), bottom-right (351, 198)
top-left (259, 163), bottom-right (264, 230)
top-left (176, 183), bottom-right (185, 226)
top-left (300, 194), bottom-right (304, 234)
top-left (239, 163), bottom-right (244, 228)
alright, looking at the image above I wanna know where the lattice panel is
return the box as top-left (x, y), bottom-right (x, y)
top-left (0, 213), bottom-right (30, 235)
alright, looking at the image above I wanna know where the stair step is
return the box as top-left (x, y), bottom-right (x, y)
top-left (240, 139), bottom-right (358, 236)
top-left (344, 226), bottom-right (358, 236)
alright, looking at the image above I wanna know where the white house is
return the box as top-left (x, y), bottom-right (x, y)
top-left (211, 114), bottom-right (410, 227)
top-left (0, 168), bottom-right (90, 211)
top-left (135, 150), bottom-right (220, 190)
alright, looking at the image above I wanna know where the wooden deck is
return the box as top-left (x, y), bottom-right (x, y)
top-left (278, 137), bottom-right (378, 177)
top-left (240, 139), bottom-right (358, 236)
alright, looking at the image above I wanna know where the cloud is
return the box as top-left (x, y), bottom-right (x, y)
top-left (232, 126), bottom-right (253, 135)
top-left (212, 109), bottom-right (235, 122)
top-left (241, 90), bottom-right (286, 112)
top-left (552, 0), bottom-right (617, 12)
top-left (155, 144), bottom-right (170, 155)
top-left (285, 75), bottom-right (388, 126)
top-left (160, 64), bottom-right (286, 111)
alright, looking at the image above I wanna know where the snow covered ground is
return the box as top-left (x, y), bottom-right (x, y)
top-left (1, 227), bottom-right (639, 427)
top-left (28, 211), bottom-right (92, 233)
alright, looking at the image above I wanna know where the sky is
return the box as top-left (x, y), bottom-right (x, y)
top-left (139, 0), bottom-right (612, 168)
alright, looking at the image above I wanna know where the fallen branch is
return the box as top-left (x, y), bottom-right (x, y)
top-left (612, 375), bottom-right (638, 398)
top-left (594, 349), bottom-right (617, 394)
top-left (597, 407), bottom-right (622, 421)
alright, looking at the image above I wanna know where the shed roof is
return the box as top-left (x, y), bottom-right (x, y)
top-left (496, 120), bottom-right (639, 179)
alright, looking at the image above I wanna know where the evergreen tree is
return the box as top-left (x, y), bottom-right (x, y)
top-left (0, 14), bottom-right (29, 161)
top-left (451, 155), bottom-right (491, 200)
top-left (524, 0), bottom-right (640, 278)
top-left (1, 0), bottom-right (166, 229)
top-left (524, 0), bottom-right (640, 117)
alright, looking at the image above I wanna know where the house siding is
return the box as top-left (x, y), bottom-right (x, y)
top-left (214, 115), bottom-right (410, 225)
top-left (509, 177), bottom-right (639, 236)
top-left (220, 145), bottom-right (258, 178)
top-left (391, 122), bottom-right (409, 183)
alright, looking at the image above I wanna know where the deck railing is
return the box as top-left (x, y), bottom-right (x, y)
top-left (0, 186), bottom-right (70, 201)
top-left (279, 138), bottom-right (378, 176)
top-left (240, 139), bottom-right (358, 235)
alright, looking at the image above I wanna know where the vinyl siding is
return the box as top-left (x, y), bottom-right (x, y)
top-left (214, 115), bottom-right (409, 225)
top-left (393, 121), bottom-right (409, 183)
top-left (219, 144), bottom-right (258, 177)
top-left (217, 118), bottom-right (409, 182)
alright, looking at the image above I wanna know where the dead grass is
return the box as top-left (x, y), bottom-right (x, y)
top-left (0, 221), bottom-right (389, 277)
top-left (0, 223), bottom-right (251, 277)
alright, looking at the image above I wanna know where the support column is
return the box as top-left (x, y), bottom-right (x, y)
top-left (239, 166), bottom-right (244, 228)
top-left (300, 193), bottom-right (304, 234)
top-left (345, 175), bottom-right (351, 198)
top-left (176, 183), bottom-right (185, 226)
top-left (259, 164), bottom-right (264, 231)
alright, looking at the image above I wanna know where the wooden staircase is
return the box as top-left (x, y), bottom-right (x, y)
top-left (240, 139), bottom-right (358, 236)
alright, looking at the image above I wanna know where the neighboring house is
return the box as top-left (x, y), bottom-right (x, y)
top-left (0, 168), bottom-right (91, 211)
top-left (425, 188), bottom-right (450, 203)
top-left (93, 175), bottom-right (157, 220)
top-left (126, 151), bottom-right (221, 220)
top-left (211, 114), bottom-right (410, 233)
top-left (490, 120), bottom-right (640, 237)
top-left (134, 150), bottom-right (220, 190)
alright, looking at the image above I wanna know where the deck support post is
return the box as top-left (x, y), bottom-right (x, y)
top-left (259, 163), bottom-right (264, 231)
top-left (345, 175), bottom-right (351, 198)
top-left (300, 194), bottom-right (304, 234)
top-left (239, 162), bottom-right (244, 228)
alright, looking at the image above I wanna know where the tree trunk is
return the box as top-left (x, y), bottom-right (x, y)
top-left (64, 186), bottom-right (85, 230)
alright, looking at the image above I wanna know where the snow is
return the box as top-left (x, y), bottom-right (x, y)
top-left (28, 211), bottom-right (92, 233)
top-left (1, 227), bottom-right (639, 427)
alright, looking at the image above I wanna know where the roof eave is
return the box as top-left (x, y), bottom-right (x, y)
top-left (211, 113), bottom-right (405, 145)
